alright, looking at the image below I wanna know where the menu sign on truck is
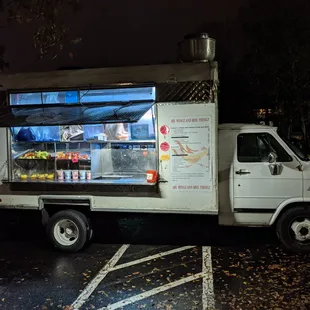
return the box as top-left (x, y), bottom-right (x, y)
top-left (169, 116), bottom-right (211, 191)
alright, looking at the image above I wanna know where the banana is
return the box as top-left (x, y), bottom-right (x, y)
top-left (183, 149), bottom-right (208, 164)
top-left (185, 145), bottom-right (198, 153)
top-left (175, 140), bottom-right (187, 153)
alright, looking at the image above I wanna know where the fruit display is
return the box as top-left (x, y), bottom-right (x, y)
top-left (20, 173), bottom-right (55, 180)
top-left (19, 151), bottom-right (51, 160)
top-left (56, 152), bottom-right (90, 160)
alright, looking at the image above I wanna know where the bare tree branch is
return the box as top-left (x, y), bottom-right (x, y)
top-left (1, 0), bottom-right (81, 71)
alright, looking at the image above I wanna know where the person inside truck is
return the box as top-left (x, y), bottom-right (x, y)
top-left (104, 123), bottom-right (129, 141)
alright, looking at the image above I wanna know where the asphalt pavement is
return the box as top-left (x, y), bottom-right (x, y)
top-left (0, 210), bottom-right (309, 310)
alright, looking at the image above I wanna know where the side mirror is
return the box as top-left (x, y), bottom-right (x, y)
top-left (268, 152), bottom-right (277, 163)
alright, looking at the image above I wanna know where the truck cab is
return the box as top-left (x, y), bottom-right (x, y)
top-left (219, 123), bottom-right (310, 252)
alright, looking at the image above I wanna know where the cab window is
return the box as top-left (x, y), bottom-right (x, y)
top-left (237, 133), bottom-right (292, 163)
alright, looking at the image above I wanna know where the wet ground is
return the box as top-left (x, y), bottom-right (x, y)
top-left (0, 210), bottom-right (309, 310)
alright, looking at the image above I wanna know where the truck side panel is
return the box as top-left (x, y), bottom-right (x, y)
top-left (0, 103), bottom-right (218, 214)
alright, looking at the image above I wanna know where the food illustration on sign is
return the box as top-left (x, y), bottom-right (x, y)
top-left (160, 142), bottom-right (170, 152)
top-left (160, 154), bottom-right (170, 161)
top-left (174, 140), bottom-right (199, 154)
top-left (171, 140), bottom-right (208, 167)
top-left (160, 125), bottom-right (170, 135)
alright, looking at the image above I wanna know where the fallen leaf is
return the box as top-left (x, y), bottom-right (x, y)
top-left (98, 291), bottom-right (109, 297)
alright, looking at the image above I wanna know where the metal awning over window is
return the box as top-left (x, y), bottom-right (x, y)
top-left (1, 86), bottom-right (156, 127)
top-left (0, 100), bottom-right (155, 127)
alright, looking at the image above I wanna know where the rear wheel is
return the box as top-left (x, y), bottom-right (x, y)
top-left (78, 212), bottom-right (94, 242)
top-left (276, 206), bottom-right (310, 253)
top-left (47, 210), bottom-right (89, 252)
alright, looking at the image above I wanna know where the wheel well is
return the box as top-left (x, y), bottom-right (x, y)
top-left (272, 202), bottom-right (309, 226)
top-left (41, 201), bottom-right (91, 225)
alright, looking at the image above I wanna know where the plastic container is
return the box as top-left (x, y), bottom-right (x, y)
top-left (79, 170), bottom-right (86, 180)
top-left (146, 170), bottom-right (158, 183)
top-left (64, 170), bottom-right (71, 180)
top-left (86, 171), bottom-right (91, 180)
top-left (57, 170), bottom-right (64, 180)
top-left (72, 170), bottom-right (79, 180)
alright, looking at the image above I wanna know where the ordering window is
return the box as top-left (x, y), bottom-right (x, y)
top-left (237, 133), bottom-right (292, 163)
top-left (11, 107), bottom-right (156, 142)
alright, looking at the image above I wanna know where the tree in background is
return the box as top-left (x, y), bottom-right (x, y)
top-left (0, 0), bottom-right (81, 71)
top-left (237, 0), bottom-right (310, 139)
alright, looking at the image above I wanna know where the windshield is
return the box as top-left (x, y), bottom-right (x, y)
top-left (281, 136), bottom-right (309, 162)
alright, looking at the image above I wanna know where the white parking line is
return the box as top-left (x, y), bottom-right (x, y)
top-left (71, 244), bottom-right (129, 310)
top-left (98, 272), bottom-right (205, 310)
top-left (202, 246), bottom-right (215, 310)
top-left (110, 245), bottom-right (196, 272)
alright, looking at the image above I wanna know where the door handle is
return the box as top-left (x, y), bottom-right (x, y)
top-left (235, 169), bottom-right (251, 175)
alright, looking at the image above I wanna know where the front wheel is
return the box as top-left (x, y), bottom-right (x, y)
top-left (47, 210), bottom-right (89, 252)
top-left (276, 206), bottom-right (310, 253)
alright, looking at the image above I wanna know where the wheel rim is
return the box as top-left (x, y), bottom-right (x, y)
top-left (290, 217), bottom-right (310, 243)
top-left (53, 219), bottom-right (79, 246)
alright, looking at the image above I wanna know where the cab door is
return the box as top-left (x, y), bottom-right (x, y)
top-left (233, 131), bottom-right (302, 212)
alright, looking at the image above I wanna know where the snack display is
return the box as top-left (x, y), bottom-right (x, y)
top-left (47, 173), bottom-right (55, 180)
top-left (20, 173), bottom-right (54, 180)
top-left (56, 152), bottom-right (89, 160)
top-left (19, 151), bottom-right (51, 160)
top-left (15, 144), bottom-right (92, 183)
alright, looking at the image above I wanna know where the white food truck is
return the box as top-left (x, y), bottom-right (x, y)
top-left (0, 62), bottom-right (309, 253)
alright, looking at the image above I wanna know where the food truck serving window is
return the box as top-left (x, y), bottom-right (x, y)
top-left (7, 86), bottom-right (158, 186)
top-left (10, 106), bottom-right (156, 142)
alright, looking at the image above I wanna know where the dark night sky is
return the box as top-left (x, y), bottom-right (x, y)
top-left (1, 0), bottom-right (247, 73)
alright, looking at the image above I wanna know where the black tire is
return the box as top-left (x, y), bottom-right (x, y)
top-left (78, 212), bottom-right (94, 242)
top-left (276, 206), bottom-right (310, 253)
top-left (47, 210), bottom-right (88, 252)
